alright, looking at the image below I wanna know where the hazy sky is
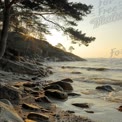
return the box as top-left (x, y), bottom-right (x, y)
top-left (46, 0), bottom-right (122, 58)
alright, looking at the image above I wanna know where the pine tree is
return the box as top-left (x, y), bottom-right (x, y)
top-left (0, 0), bottom-right (95, 59)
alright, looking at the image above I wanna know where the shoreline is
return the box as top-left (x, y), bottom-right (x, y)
top-left (0, 61), bottom-right (94, 122)
top-left (0, 59), bottom-right (122, 122)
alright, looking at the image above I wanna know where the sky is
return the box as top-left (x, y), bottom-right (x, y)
top-left (46, 0), bottom-right (122, 58)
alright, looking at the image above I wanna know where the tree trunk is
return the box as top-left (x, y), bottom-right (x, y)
top-left (0, 0), bottom-right (10, 59)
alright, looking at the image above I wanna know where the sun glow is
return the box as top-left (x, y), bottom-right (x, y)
top-left (45, 30), bottom-right (69, 46)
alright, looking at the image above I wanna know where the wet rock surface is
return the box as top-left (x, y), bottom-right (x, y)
top-left (23, 82), bottom-right (37, 88)
top-left (45, 89), bottom-right (68, 100)
top-left (87, 68), bottom-right (108, 71)
top-left (0, 84), bottom-right (21, 104)
top-left (52, 81), bottom-right (73, 91)
top-left (61, 78), bottom-right (74, 83)
top-left (27, 112), bottom-right (49, 122)
top-left (0, 64), bottom-right (94, 122)
top-left (0, 80), bottom-right (95, 122)
top-left (72, 103), bottom-right (90, 108)
top-left (44, 84), bottom-right (64, 91)
top-left (85, 111), bottom-right (94, 114)
top-left (68, 92), bottom-right (81, 96)
top-left (0, 99), bottom-right (14, 107)
top-left (0, 101), bottom-right (24, 122)
top-left (22, 103), bottom-right (40, 111)
top-left (96, 85), bottom-right (114, 92)
top-left (71, 71), bottom-right (82, 74)
top-left (35, 96), bottom-right (51, 103)
top-left (117, 106), bottom-right (122, 112)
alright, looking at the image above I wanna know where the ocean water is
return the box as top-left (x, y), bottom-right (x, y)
top-left (44, 58), bottom-right (122, 83)
top-left (43, 58), bottom-right (122, 122)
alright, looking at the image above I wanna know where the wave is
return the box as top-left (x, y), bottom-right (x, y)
top-left (80, 77), bottom-right (122, 86)
top-left (87, 67), bottom-right (108, 71)
top-left (61, 66), bottom-right (122, 72)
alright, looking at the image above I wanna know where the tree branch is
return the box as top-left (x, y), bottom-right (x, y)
top-left (33, 10), bottom-right (59, 15)
top-left (8, 0), bottom-right (19, 8)
top-left (0, 0), bottom-right (3, 5)
top-left (33, 13), bottom-right (65, 31)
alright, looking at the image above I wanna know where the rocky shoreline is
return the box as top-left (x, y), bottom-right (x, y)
top-left (0, 58), bottom-right (94, 122)
top-left (0, 79), bottom-right (95, 122)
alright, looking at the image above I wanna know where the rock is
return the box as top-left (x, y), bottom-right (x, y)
top-left (27, 112), bottom-right (49, 121)
top-left (61, 78), bottom-right (73, 83)
top-left (67, 110), bottom-right (75, 113)
top-left (72, 103), bottom-right (89, 108)
top-left (47, 70), bottom-right (53, 74)
top-left (21, 96), bottom-right (35, 104)
top-left (35, 96), bottom-right (51, 103)
top-left (47, 66), bottom-right (53, 69)
top-left (30, 91), bottom-right (40, 97)
top-left (19, 77), bottom-right (31, 81)
top-left (85, 110), bottom-right (94, 113)
top-left (61, 66), bottom-right (76, 69)
top-left (23, 82), bottom-right (37, 87)
top-left (22, 103), bottom-right (40, 111)
top-left (68, 93), bottom-right (81, 97)
top-left (25, 119), bottom-right (36, 122)
top-left (33, 86), bottom-right (42, 91)
top-left (96, 85), bottom-right (114, 92)
top-left (31, 76), bottom-right (38, 80)
top-left (0, 59), bottom-right (39, 75)
top-left (24, 87), bottom-right (35, 93)
top-left (0, 84), bottom-right (21, 104)
top-left (96, 68), bottom-right (108, 71)
top-left (117, 106), bottom-right (122, 112)
top-left (87, 67), bottom-right (108, 71)
top-left (52, 81), bottom-right (73, 91)
top-left (61, 66), bottom-right (65, 69)
top-left (14, 82), bottom-right (28, 88)
top-left (0, 101), bottom-right (24, 122)
top-left (0, 99), bottom-right (13, 108)
top-left (71, 72), bottom-right (82, 74)
top-left (45, 89), bottom-right (68, 100)
top-left (44, 84), bottom-right (64, 91)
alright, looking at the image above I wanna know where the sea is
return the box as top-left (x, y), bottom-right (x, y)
top-left (43, 58), bottom-right (122, 122)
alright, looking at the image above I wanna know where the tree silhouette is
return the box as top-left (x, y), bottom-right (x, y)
top-left (0, 0), bottom-right (96, 59)
top-left (69, 46), bottom-right (74, 53)
top-left (55, 43), bottom-right (66, 51)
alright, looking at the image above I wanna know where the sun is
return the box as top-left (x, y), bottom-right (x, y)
top-left (45, 30), bottom-right (64, 46)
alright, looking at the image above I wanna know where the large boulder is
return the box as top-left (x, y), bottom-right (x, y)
top-left (0, 101), bottom-right (24, 122)
top-left (45, 89), bottom-right (68, 100)
top-left (50, 80), bottom-right (73, 92)
top-left (0, 84), bottom-right (21, 104)
top-left (35, 96), bottom-right (51, 103)
top-left (44, 84), bottom-right (64, 91)
top-left (61, 78), bottom-right (74, 83)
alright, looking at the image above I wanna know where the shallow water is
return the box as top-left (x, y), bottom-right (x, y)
top-left (43, 58), bottom-right (122, 122)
